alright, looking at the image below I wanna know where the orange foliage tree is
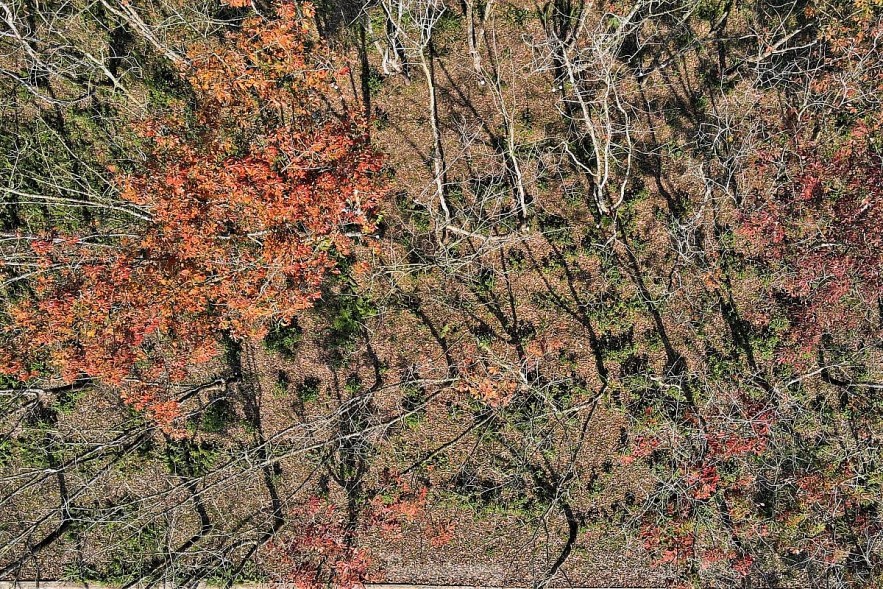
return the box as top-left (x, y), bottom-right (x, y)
top-left (0, 1), bottom-right (384, 427)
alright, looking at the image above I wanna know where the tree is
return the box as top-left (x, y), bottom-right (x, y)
top-left (264, 497), bottom-right (373, 589)
top-left (737, 5), bottom-right (883, 364)
top-left (0, 0), bottom-right (385, 429)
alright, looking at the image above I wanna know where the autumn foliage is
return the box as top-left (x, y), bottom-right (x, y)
top-left (264, 497), bottom-right (373, 589)
top-left (739, 119), bottom-right (883, 361)
top-left (0, 2), bottom-right (383, 427)
top-left (264, 480), bottom-right (436, 589)
top-left (632, 114), bottom-right (883, 585)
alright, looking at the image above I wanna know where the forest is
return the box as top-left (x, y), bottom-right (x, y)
top-left (1, 0), bottom-right (882, 587)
